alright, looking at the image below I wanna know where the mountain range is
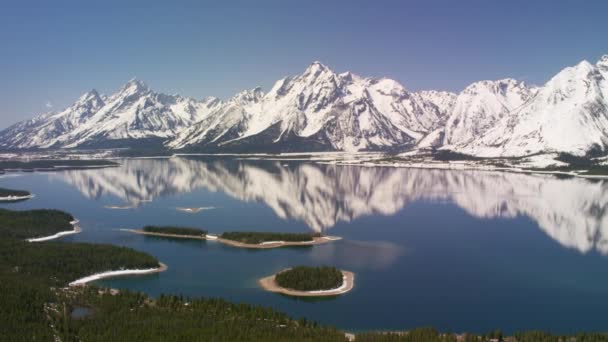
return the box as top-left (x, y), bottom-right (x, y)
top-left (2, 55), bottom-right (608, 157)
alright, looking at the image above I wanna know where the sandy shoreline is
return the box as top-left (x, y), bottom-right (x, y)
top-left (122, 229), bottom-right (341, 249)
top-left (216, 236), bottom-right (341, 249)
top-left (69, 262), bottom-right (168, 287)
top-left (258, 269), bottom-right (355, 297)
top-left (27, 219), bottom-right (82, 242)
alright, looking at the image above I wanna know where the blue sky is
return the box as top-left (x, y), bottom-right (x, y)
top-left (1, 0), bottom-right (607, 128)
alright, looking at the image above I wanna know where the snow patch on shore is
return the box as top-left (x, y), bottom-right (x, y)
top-left (259, 241), bottom-right (285, 245)
top-left (27, 219), bottom-right (81, 242)
top-left (69, 265), bottom-right (165, 286)
top-left (0, 194), bottom-right (34, 201)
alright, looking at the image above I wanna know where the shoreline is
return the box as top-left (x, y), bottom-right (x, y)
top-left (120, 228), bottom-right (206, 240)
top-left (176, 206), bottom-right (216, 213)
top-left (69, 262), bottom-right (168, 287)
top-left (104, 204), bottom-right (136, 210)
top-left (216, 235), bottom-right (341, 249)
top-left (318, 160), bottom-right (608, 180)
top-left (258, 269), bottom-right (355, 297)
top-left (122, 228), bottom-right (341, 249)
top-left (0, 194), bottom-right (34, 201)
top-left (27, 219), bottom-right (82, 242)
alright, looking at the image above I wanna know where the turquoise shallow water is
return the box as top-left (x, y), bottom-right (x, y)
top-left (2, 157), bottom-right (608, 333)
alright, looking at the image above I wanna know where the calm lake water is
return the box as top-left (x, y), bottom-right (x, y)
top-left (2, 156), bottom-right (608, 333)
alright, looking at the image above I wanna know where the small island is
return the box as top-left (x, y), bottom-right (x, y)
top-left (122, 228), bottom-right (341, 249)
top-left (217, 231), bottom-right (341, 249)
top-left (176, 206), bottom-right (216, 213)
top-left (0, 187), bottom-right (34, 202)
top-left (104, 204), bottom-right (136, 210)
top-left (122, 226), bottom-right (208, 240)
top-left (259, 266), bottom-right (354, 297)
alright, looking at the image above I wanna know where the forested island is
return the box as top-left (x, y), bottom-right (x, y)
top-left (143, 225), bottom-right (207, 237)
top-left (123, 228), bottom-right (341, 248)
top-left (259, 266), bottom-right (355, 297)
top-left (122, 226), bottom-right (208, 240)
top-left (0, 187), bottom-right (33, 201)
top-left (276, 266), bottom-right (343, 291)
top-left (220, 231), bottom-right (320, 244)
top-left (218, 231), bottom-right (341, 249)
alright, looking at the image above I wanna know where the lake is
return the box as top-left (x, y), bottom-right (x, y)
top-left (1, 156), bottom-right (608, 334)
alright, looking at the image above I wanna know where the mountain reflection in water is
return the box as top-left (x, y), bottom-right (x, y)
top-left (54, 157), bottom-right (608, 255)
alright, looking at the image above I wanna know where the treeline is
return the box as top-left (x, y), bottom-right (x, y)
top-left (0, 239), bottom-right (159, 342)
top-left (0, 159), bottom-right (118, 172)
top-left (221, 231), bottom-right (321, 244)
top-left (0, 208), bottom-right (74, 239)
top-left (143, 226), bottom-right (207, 236)
top-left (275, 266), bottom-right (343, 291)
top-left (357, 328), bottom-right (463, 342)
top-left (0, 239), bottom-right (159, 286)
top-left (357, 329), bottom-right (608, 342)
top-left (0, 187), bottom-right (31, 197)
top-left (59, 289), bottom-right (347, 341)
top-left (0, 208), bottom-right (346, 341)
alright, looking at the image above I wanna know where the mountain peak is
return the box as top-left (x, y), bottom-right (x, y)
top-left (74, 89), bottom-right (104, 107)
top-left (120, 78), bottom-right (150, 95)
top-left (304, 61), bottom-right (333, 76)
top-left (232, 87), bottom-right (264, 104)
top-left (597, 55), bottom-right (608, 72)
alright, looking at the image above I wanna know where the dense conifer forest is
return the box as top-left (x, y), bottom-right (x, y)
top-left (275, 266), bottom-right (343, 291)
top-left (142, 225), bottom-right (207, 236)
top-left (0, 159), bottom-right (118, 172)
top-left (0, 187), bottom-right (30, 197)
top-left (0, 208), bottom-right (74, 239)
top-left (0, 208), bottom-right (346, 341)
top-left (221, 231), bottom-right (321, 244)
top-left (2, 208), bottom-right (608, 341)
top-left (357, 329), bottom-right (608, 342)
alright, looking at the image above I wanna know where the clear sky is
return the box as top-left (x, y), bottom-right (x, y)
top-left (1, 0), bottom-right (607, 129)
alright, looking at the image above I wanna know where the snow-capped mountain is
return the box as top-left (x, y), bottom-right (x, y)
top-left (2, 55), bottom-right (608, 158)
top-left (453, 57), bottom-right (608, 157)
top-left (0, 89), bottom-right (106, 149)
top-left (0, 79), bottom-right (222, 149)
top-left (442, 79), bottom-right (537, 147)
top-left (170, 62), bottom-right (456, 152)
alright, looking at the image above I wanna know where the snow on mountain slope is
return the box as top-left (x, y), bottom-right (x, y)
top-left (168, 88), bottom-right (264, 149)
top-left (170, 62), bottom-right (456, 151)
top-left (0, 79), bottom-right (222, 149)
top-left (60, 79), bottom-right (222, 148)
top-left (443, 78), bottom-right (536, 147)
top-left (454, 56), bottom-right (608, 157)
top-left (0, 90), bottom-right (106, 148)
top-left (3, 55), bottom-right (608, 157)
